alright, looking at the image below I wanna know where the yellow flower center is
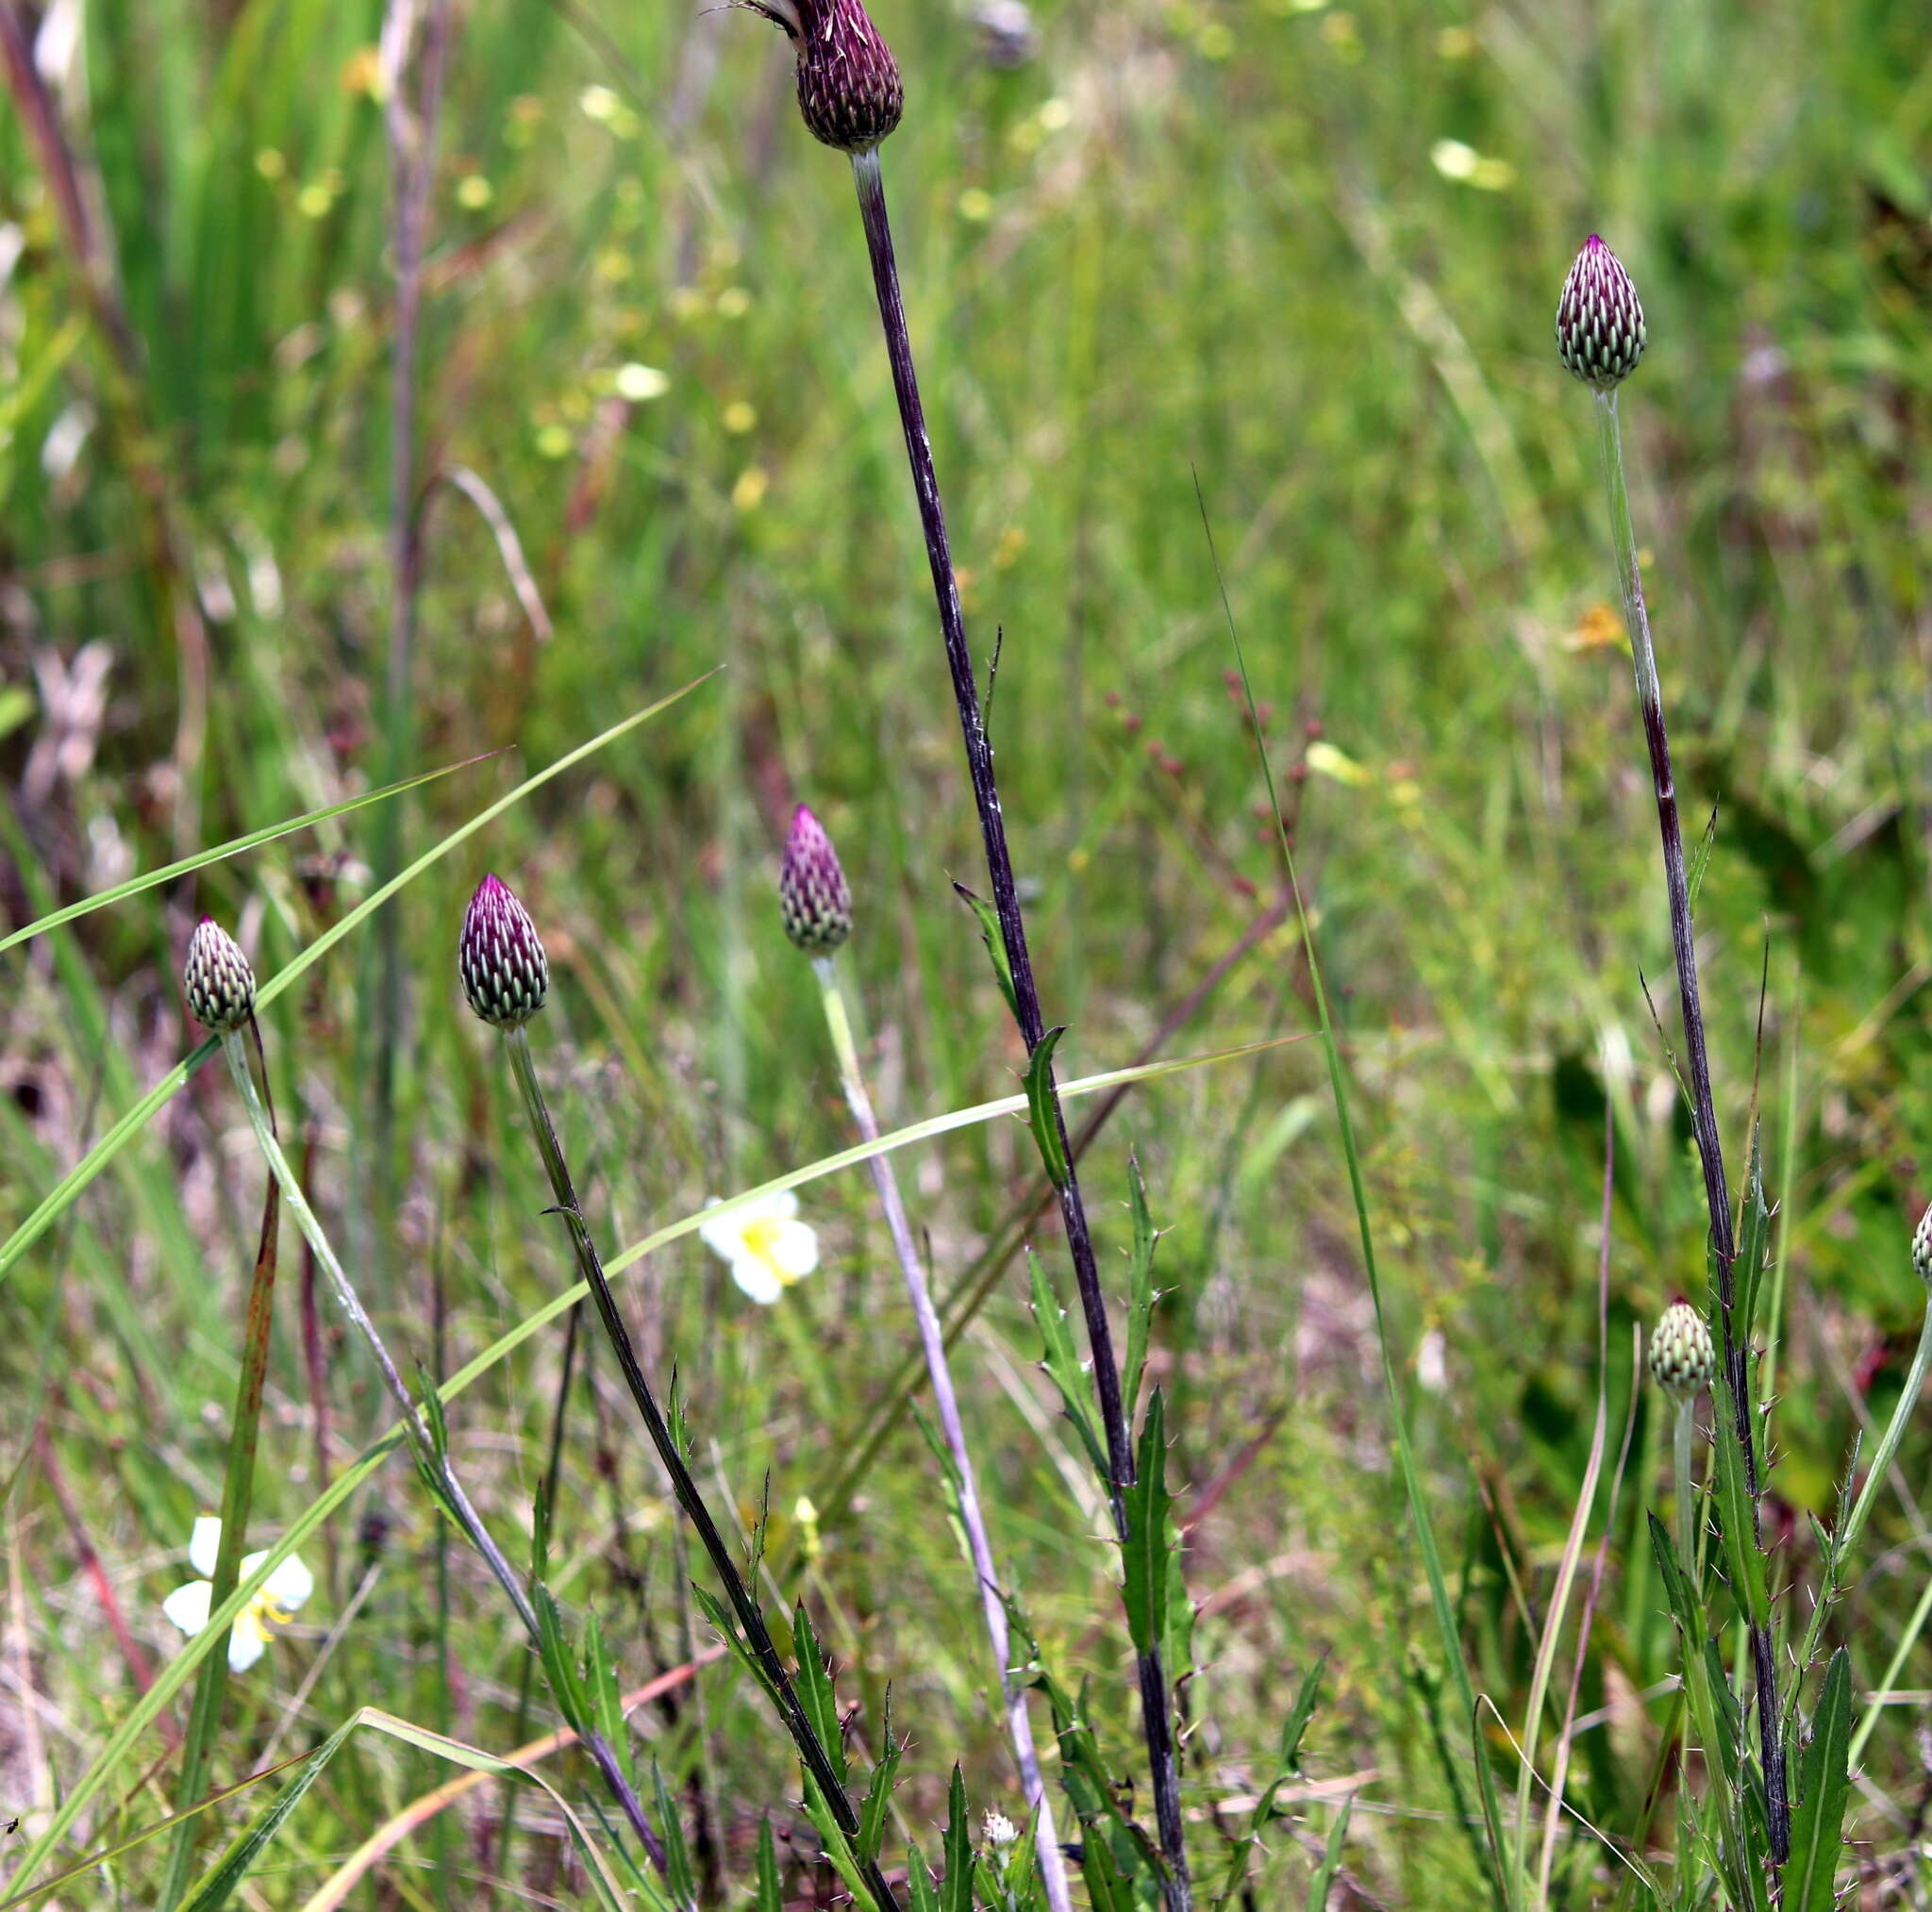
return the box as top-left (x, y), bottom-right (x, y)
top-left (740, 1217), bottom-right (798, 1288)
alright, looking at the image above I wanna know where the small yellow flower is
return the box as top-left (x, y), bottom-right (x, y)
top-left (162, 1517), bottom-right (313, 1672)
top-left (699, 1191), bottom-right (819, 1305)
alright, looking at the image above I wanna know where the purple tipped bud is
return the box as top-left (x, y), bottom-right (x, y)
top-left (779, 804), bottom-right (853, 953)
top-left (459, 874), bottom-right (550, 1029)
top-left (184, 918), bottom-right (257, 1035)
top-left (751, 0), bottom-right (904, 154)
top-left (1557, 235), bottom-right (1646, 389)
top-left (1648, 1299), bottom-right (1715, 1402)
top-left (1914, 1202), bottom-right (1932, 1290)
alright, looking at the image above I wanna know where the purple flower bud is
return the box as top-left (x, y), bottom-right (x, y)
top-left (1557, 235), bottom-right (1646, 389)
top-left (184, 918), bottom-right (257, 1035)
top-left (780, 805), bottom-right (853, 953)
top-left (749, 0), bottom-right (905, 154)
top-left (459, 874), bottom-right (550, 1029)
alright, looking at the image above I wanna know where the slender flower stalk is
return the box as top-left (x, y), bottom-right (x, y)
top-left (462, 874), bottom-right (906, 1912)
top-left (782, 807), bottom-right (1074, 1912)
top-left (189, 917), bottom-right (676, 1890)
top-left (158, 924), bottom-right (280, 1911)
top-left (741, 6), bottom-right (1191, 1891)
top-left (1563, 234), bottom-right (1789, 1858)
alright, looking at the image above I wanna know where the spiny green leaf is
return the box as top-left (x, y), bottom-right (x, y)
top-left (1123, 1151), bottom-right (1159, 1419)
top-left (1302, 1794), bottom-right (1353, 1912)
top-left (1023, 1026), bottom-right (1074, 1189)
top-left (1122, 1389), bottom-right (1172, 1657)
top-left (1028, 1247), bottom-right (1109, 1485)
top-left (1783, 1649), bottom-right (1853, 1912)
top-left (859, 1692), bottom-right (904, 1869)
top-left (649, 1759), bottom-right (697, 1910)
top-left (953, 881), bottom-right (1020, 1023)
top-left (940, 1767), bottom-right (974, 1912)
top-left (792, 1605), bottom-right (849, 1793)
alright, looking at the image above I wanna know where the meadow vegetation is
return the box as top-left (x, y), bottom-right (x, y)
top-left (2, 0), bottom-right (1930, 1904)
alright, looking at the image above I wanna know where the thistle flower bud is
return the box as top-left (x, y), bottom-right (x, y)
top-left (1556, 235), bottom-right (1646, 390)
top-left (459, 873), bottom-right (550, 1029)
top-left (1914, 1202), bottom-right (1932, 1289)
top-left (750, 0), bottom-right (904, 154)
top-left (183, 918), bottom-right (257, 1035)
top-left (982, 1809), bottom-right (1019, 1851)
top-left (1648, 1299), bottom-right (1715, 1402)
top-left (779, 804), bottom-right (853, 953)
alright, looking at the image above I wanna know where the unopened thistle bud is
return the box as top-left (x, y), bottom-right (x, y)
top-left (1648, 1299), bottom-right (1715, 1402)
top-left (1914, 1202), bottom-right (1932, 1289)
top-left (183, 918), bottom-right (257, 1035)
top-left (459, 873), bottom-right (550, 1029)
top-left (749, 0), bottom-right (904, 154)
top-left (1557, 235), bottom-right (1646, 390)
top-left (779, 804), bottom-right (853, 953)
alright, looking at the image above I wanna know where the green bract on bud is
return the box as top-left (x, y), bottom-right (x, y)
top-left (183, 917), bottom-right (257, 1035)
top-left (748, 0), bottom-right (905, 153)
top-left (1648, 1299), bottom-right (1715, 1402)
top-left (780, 804), bottom-right (854, 953)
top-left (1914, 1202), bottom-right (1932, 1289)
top-left (459, 873), bottom-right (550, 1029)
top-left (1557, 235), bottom-right (1646, 390)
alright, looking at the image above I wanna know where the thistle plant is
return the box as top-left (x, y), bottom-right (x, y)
top-left (778, 805), bottom-right (1074, 1912)
top-left (179, 916), bottom-right (680, 1897)
top-left (743, 10), bottom-right (1192, 1900)
top-left (460, 872), bottom-right (908, 1912)
top-left (1559, 234), bottom-right (1790, 1860)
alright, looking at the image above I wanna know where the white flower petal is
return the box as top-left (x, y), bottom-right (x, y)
top-left (162, 1579), bottom-right (212, 1638)
top-left (227, 1611), bottom-right (269, 1671)
top-left (758, 1189), bottom-right (800, 1222)
top-left (728, 1254), bottom-right (785, 1305)
top-left (262, 1554), bottom-right (314, 1614)
top-left (697, 1200), bottom-right (738, 1258)
top-left (767, 1219), bottom-right (819, 1280)
top-left (189, 1516), bottom-right (224, 1578)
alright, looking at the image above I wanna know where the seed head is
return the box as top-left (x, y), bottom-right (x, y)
top-left (1914, 1202), bottom-right (1932, 1289)
top-left (749, 0), bottom-right (905, 154)
top-left (1557, 235), bottom-right (1646, 389)
top-left (183, 918), bottom-right (257, 1035)
top-left (780, 804), bottom-right (853, 953)
top-left (1648, 1299), bottom-right (1715, 1402)
top-left (459, 874), bottom-right (550, 1029)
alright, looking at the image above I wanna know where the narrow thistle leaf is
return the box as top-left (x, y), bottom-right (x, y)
top-left (1708, 1338), bottom-right (1771, 1628)
top-left (1783, 1650), bottom-right (1854, 1912)
top-left (907, 1843), bottom-right (943, 1912)
top-left (1301, 1795), bottom-right (1353, 1912)
top-left (791, 1605), bottom-right (849, 1792)
top-left (953, 881), bottom-right (1021, 1023)
top-left (1121, 1389), bottom-right (1173, 1657)
top-left (858, 1693), bottom-right (904, 1869)
top-left (1027, 1247), bottom-right (1109, 1486)
top-left (1123, 1152), bottom-right (1159, 1418)
top-left (586, 1611), bottom-right (634, 1789)
top-left (940, 1767), bottom-right (974, 1912)
top-left (1022, 1027), bottom-right (1074, 1189)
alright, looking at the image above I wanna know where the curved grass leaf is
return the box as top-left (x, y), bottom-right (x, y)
top-left (0, 754), bottom-right (496, 956)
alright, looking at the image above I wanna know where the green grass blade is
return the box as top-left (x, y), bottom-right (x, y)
top-left (0, 754), bottom-right (495, 956)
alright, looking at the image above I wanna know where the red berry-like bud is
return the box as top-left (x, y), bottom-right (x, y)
top-left (183, 918), bottom-right (257, 1035)
top-left (459, 874), bottom-right (550, 1028)
top-left (750, 0), bottom-right (905, 154)
top-left (779, 804), bottom-right (853, 953)
top-left (1557, 235), bottom-right (1647, 389)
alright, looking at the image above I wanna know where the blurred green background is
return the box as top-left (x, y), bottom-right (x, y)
top-left (3, 0), bottom-right (1930, 1901)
